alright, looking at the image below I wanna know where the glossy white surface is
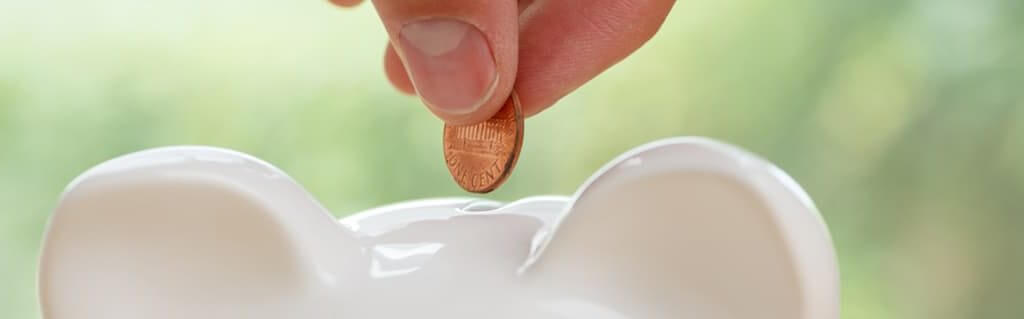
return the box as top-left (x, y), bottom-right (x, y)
top-left (39, 137), bottom-right (839, 319)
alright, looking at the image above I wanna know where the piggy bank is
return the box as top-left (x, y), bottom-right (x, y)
top-left (38, 137), bottom-right (839, 319)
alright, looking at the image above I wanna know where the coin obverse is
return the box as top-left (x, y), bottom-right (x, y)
top-left (443, 93), bottom-right (524, 193)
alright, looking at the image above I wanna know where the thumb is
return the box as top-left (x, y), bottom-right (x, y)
top-left (371, 0), bottom-right (519, 125)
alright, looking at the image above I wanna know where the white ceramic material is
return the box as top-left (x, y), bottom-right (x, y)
top-left (38, 137), bottom-right (839, 319)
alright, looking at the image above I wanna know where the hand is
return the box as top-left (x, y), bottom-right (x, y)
top-left (331, 0), bottom-right (676, 125)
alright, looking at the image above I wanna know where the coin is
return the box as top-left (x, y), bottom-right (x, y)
top-left (443, 92), bottom-right (524, 193)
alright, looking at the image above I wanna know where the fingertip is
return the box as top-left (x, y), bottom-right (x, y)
top-left (370, 0), bottom-right (519, 126)
top-left (384, 44), bottom-right (416, 95)
top-left (427, 91), bottom-right (513, 125)
top-left (328, 0), bottom-right (363, 8)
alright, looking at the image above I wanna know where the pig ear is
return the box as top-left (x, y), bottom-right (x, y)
top-left (526, 138), bottom-right (839, 319)
top-left (39, 147), bottom-right (360, 319)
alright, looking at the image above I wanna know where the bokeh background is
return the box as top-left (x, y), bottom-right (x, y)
top-left (1, 0), bottom-right (1021, 318)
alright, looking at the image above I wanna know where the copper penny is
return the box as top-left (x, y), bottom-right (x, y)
top-left (443, 92), bottom-right (524, 193)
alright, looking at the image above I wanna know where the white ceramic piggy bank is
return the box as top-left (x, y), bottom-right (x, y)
top-left (39, 137), bottom-right (839, 319)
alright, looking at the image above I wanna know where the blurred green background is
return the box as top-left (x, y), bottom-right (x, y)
top-left (1, 0), bottom-right (1022, 318)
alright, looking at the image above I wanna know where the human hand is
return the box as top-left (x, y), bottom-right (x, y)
top-left (330, 0), bottom-right (676, 125)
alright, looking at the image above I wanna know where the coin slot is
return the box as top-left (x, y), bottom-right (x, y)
top-left (459, 200), bottom-right (503, 213)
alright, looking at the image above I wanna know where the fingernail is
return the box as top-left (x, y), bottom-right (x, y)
top-left (398, 18), bottom-right (498, 115)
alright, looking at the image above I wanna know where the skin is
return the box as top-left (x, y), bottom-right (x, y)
top-left (330, 0), bottom-right (677, 125)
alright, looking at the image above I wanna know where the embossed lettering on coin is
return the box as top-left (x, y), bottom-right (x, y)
top-left (443, 93), bottom-right (524, 193)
